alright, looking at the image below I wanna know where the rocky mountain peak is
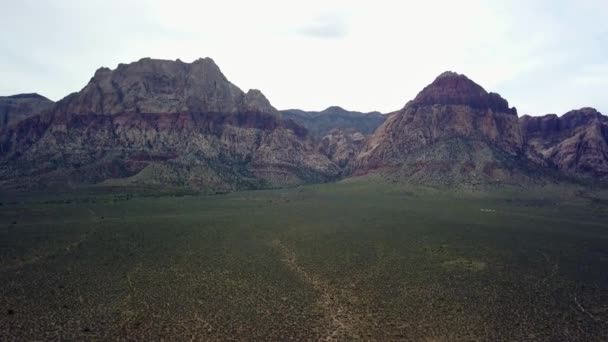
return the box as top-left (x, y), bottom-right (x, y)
top-left (241, 89), bottom-right (278, 115)
top-left (435, 70), bottom-right (461, 79)
top-left (561, 107), bottom-right (605, 128)
top-left (322, 106), bottom-right (348, 114)
top-left (0, 57), bottom-right (338, 191)
top-left (354, 72), bottom-right (525, 183)
top-left (6, 93), bottom-right (50, 101)
top-left (0, 93), bottom-right (54, 129)
top-left (62, 57), bottom-right (277, 116)
top-left (93, 67), bottom-right (112, 77)
top-left (410, 71), bottom-right (517, 115)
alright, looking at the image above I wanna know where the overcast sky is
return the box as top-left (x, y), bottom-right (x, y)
top-left (1, 0), bottom-right (607, 115)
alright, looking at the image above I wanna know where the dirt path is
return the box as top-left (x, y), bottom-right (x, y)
top-left (271, 239), bottom-right (364, 341)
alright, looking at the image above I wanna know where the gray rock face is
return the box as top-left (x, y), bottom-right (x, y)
top-left (0, 58), bottom-right (338, 192)
top-left (318, 129), bottom-right (367, 169)
top-left (61, 58), bottom-right (279, 117)
top-left (0, 93), bottom-right (54, 129)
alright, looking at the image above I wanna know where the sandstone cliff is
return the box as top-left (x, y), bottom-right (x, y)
top-left (0, 58), bottom-right (339, 191)
top-left (521, 108), bottom-right (608, 179)
top-left (354, 72), bottom-right (533, 186)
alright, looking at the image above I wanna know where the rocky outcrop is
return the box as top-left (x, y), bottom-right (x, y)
top-left (281, 106), bottom-right (385, 138)
top-left (409, 71), bottom-right (517, 115)
top-left (354, 72), bottom-right (530, 186)
top-left (0, 58), bottom-right (339, 192)
top-left (0, 93), bottom-right (54, 129)
top-left (521, 108), bottom-right (608, 179)
top-left (60, 57), bottom-right (278, 116)
top-left (318, 129), bottom-right (367, 169)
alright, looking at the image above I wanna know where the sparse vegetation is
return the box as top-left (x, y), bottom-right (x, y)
top-left (1, 180), bottom-right (607, 340)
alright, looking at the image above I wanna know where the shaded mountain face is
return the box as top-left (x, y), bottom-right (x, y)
top-left (521, 108), bottom-right (608, 179)
top-left (0, 93), bottom-right (54, 129)
top-left (318, 128), bottom-right (367, 170)
top-left (281, 106), bottom-right (385, 138)
top-left (281, 106), bottom-right (385, 173)
top-left (354, 72), bottom-right (532, 186)
top-left (0, 58), bottom-right (339, 192)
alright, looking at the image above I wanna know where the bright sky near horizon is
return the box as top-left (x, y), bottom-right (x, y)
top-left (1, 0), bottom-right (607, 115)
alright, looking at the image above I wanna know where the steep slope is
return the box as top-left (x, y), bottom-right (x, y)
top-left (0, 93), bottom-right (54, 129)
top-left (354, 72), bottom-right (539, 186)
top-left (281, 106), bottom-right (385, 138)
top-left (521, 108), bottom-right (608, 180)
top-left (0, 58), bottom-right (339, 192)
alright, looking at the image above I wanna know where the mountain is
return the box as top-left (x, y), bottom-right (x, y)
top-left (0, 58), bottom-right (339, 192)
top-left (354, 72), bottom-right (540, 186)
top-left (2, 62), bottom-right (607, 192)
top-left (281, 106), bottom-right (385, 138)
top-left (0, 93), bottom-right (54, 129)
top-left (61, 57), bottom-right (277, 116)
top-left (281, 106), bottom-right (385, 172)
top-left (521, 108), bottom-right (608, 180)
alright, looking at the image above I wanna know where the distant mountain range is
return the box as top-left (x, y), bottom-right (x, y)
top-left (0, 93), bottom-right (54, 129)
top-left (1, 58), bottom-right (606, 191)
top-left (281, 106), bottom-right (385, 138)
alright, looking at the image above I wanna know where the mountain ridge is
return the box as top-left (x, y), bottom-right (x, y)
top-left (281, 106), bottom-right (385, 138)
top-left (0, 93), bottom-right (54, 130)
top-left (0, 58), bottom-right (339, 192)
top-left (1, 61), bottom-right (607, 191)
top-left (354, 72), bottom-right (608, 186)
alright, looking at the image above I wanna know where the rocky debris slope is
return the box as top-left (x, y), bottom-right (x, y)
top-left (0, 58), bottom-right (339, 192)
top-left (0, 93), bottom-right (54, 129)
top-left (521, 108), bottom-right (608, 179)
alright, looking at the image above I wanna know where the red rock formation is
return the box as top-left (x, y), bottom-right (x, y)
top-left (521, 108), bottom-right (608, 179)
top-left (355, 72), bottom-right (524, 185)
top-left (409, 71), bottom-right (517, 115)
top-left (0, 58), bottom-right (339, 191)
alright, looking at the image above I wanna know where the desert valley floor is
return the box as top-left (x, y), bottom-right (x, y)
top-left (1, 180), bottom-right (607, 341)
